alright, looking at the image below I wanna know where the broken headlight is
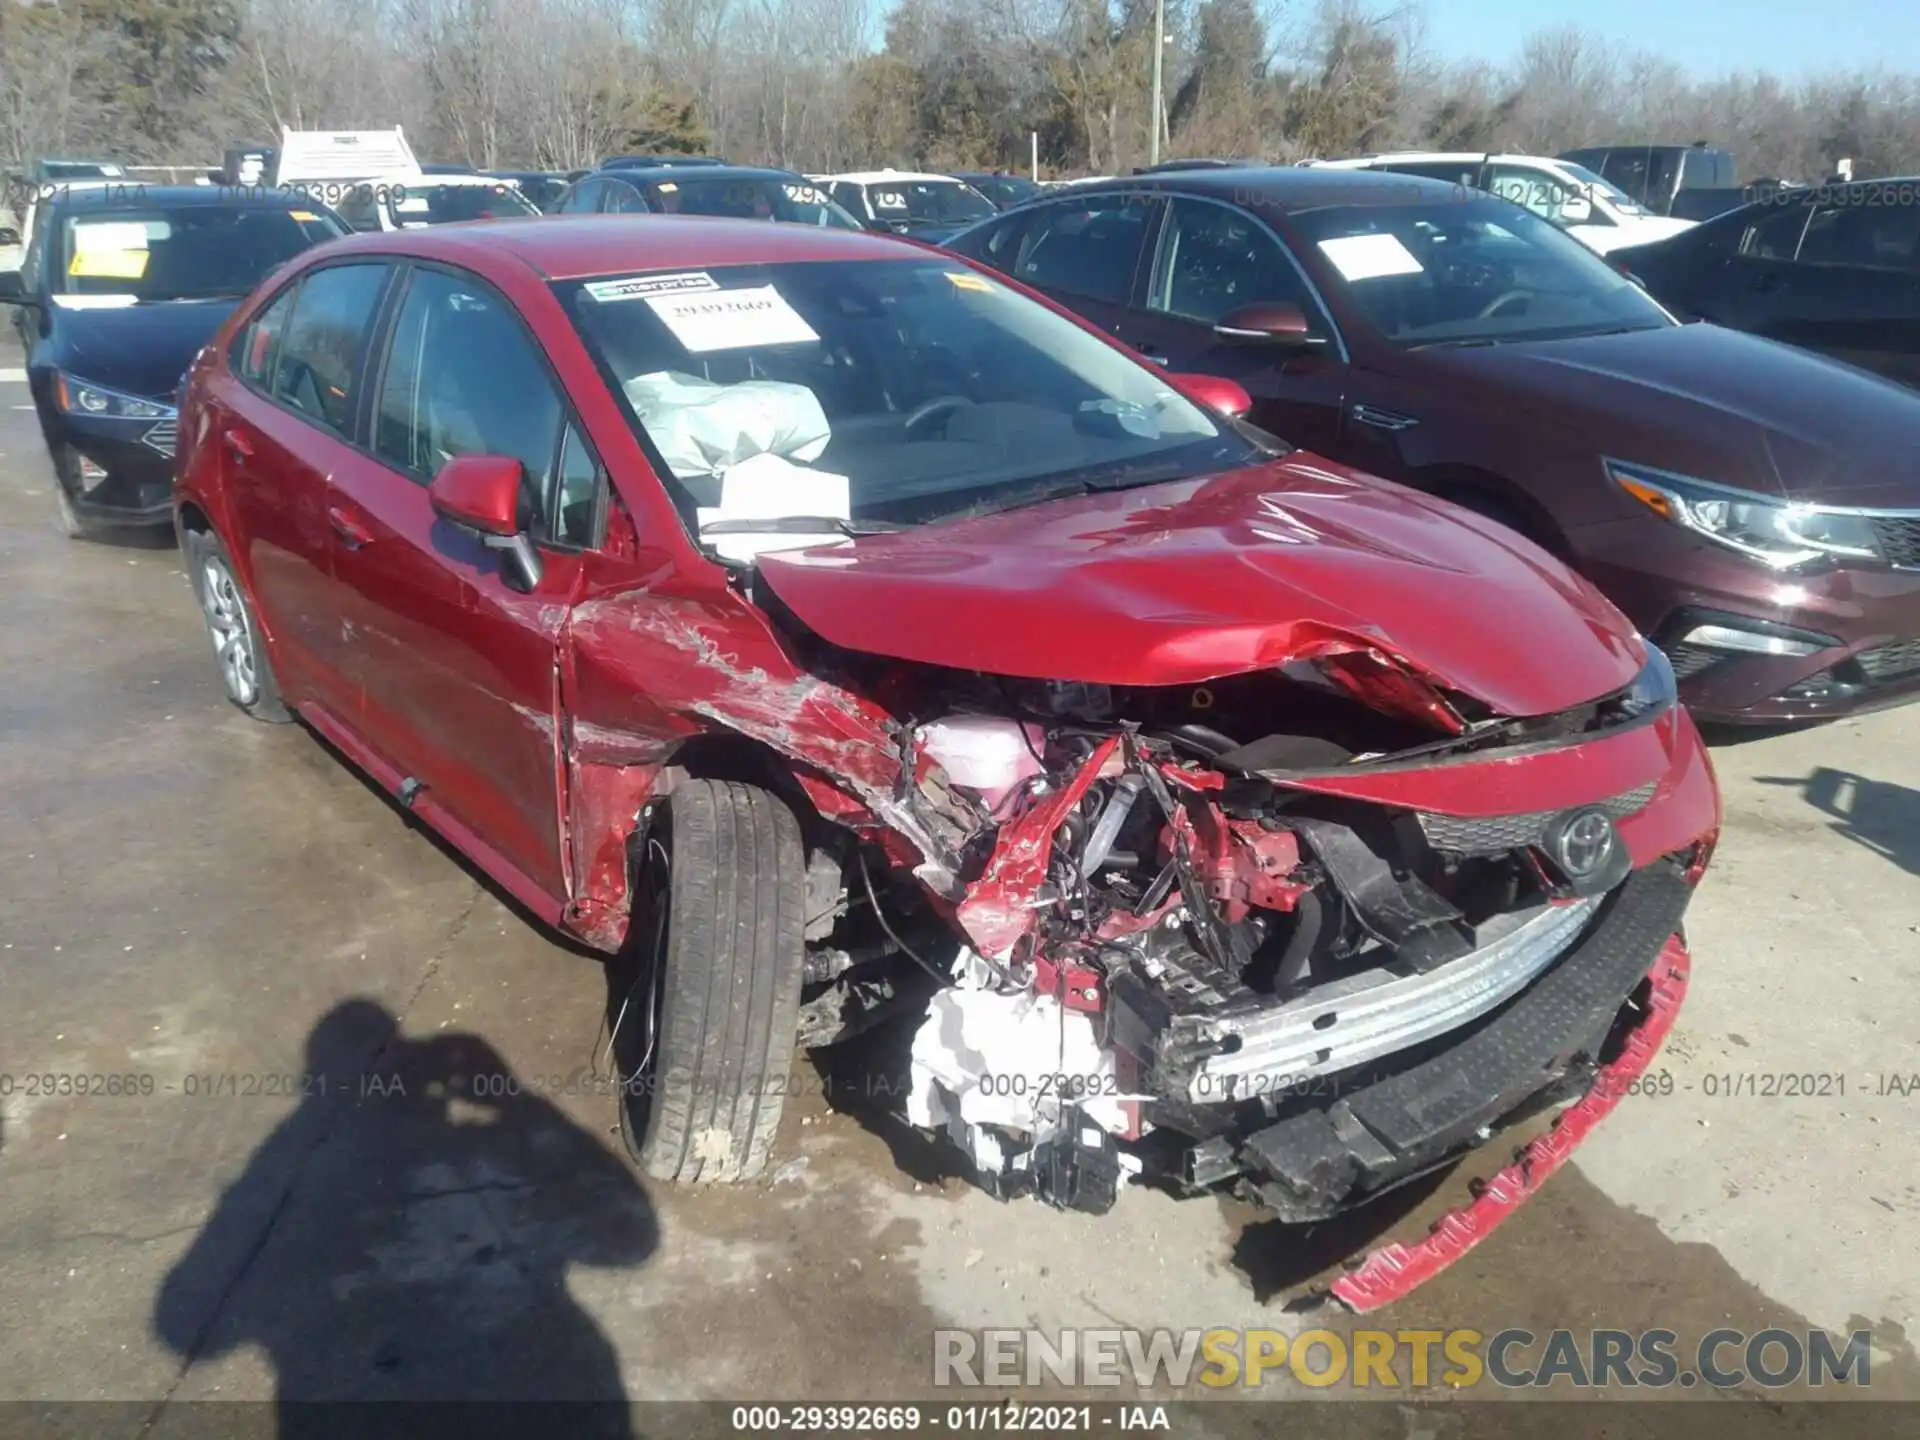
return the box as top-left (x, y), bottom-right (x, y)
top-left (1618, 641), bottom-right (1676, 720)
top-left (1607, 460), bottom-right (1882, 571)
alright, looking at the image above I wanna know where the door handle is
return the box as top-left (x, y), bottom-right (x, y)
top-left (1132, 341), bottom-right (1169, 365)
top-left (328, 504), bottom-right (375, 549)
top-left (223, 428), bottom-right (255, 463)
top-left (1752, 270), bottom-right (1783, 293)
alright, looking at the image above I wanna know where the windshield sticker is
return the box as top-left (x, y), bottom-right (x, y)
top-left (1316, 233), bottom-right (1423, 282)
top-left (288, 209), bottom-right (321, 223)
top-left (944, 271), bottom-right (994, 293)
top-left (394, 196), bottom-right (430, 213)
top-left (69, 248), bottom-right (149, 279)
top-left (644, 286), bottom-right (820, 352)
top-left (585, 272), bottom-right (720, 303)
top-left (874, 191), bottom-right (908, 210)
top-left (783, 185), bottom-right (826, 204)
top-left (655, 182), bottom-right (679, 194)
top-left (72, 221), bottom-right (157, 252)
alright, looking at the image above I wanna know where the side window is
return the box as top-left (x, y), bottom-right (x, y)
top-left (1148, 198), bottom-right (1320, 328)
top-left (372, 267), bottom-right (567, 535)
top-left (231, 283), bottom-right (301, 387)
top-left (553, 424), bottom-right (605, 548)
top-left (1487, 166), bottom-right (1572, 223)
top-left (269, 264), bottom-right (388, 434)
top-left (1012, 195), bottom-right (1154, 304)
top-left (1796, 199), bottom-right (1920, 271)
top-left (1601, 150), bottom-right (1652, 203)
top-left (831, 183), bottom-right (865, 216)
top-left (562, 179), bottom-right (602, 214)
top-left (603, 180), bottom-right (646, 215)
top-left (1742, 201), bottom-right (1813, 260)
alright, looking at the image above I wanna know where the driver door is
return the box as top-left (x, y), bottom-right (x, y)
top-left (1114, 196), bottom-right (1347, 457)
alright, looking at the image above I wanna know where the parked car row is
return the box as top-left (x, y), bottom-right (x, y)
top-left (7, 142), bottom-right (1916, 728)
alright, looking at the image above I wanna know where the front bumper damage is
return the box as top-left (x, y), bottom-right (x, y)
top-left (851, 671), bottom-right (1716, 1299)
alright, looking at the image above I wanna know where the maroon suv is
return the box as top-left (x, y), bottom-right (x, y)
top-left (945, 170), bottom-right (1920, 722)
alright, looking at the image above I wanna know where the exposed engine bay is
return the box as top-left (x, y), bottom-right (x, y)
top-left (780, 628), bottom-right (1698, 1223)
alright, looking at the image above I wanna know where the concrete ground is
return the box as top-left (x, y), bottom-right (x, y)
top-left (1, 363), bottom-right (1917, 1433)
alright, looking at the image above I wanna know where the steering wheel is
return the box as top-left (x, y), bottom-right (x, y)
top-left (1476, 289), bottom-right (1535, 320)
top-left (903, 395), bottom-right (973, 436)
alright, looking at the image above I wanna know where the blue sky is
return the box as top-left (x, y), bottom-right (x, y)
top-left (1419, 0), bottom-right (1920, 78)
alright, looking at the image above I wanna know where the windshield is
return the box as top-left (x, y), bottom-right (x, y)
top-left (55, 205), bottom-right (349, 300)
top-left (968, 176), bottom-right (1042, 208)
top-left (1557, 162), bottom-right (1646, 216)
top-left (382, 182), bottom-right (539, 227)
top-left (557, 258), bottom-right (1252, 541)
top-left (641, 177), bottom-right (863, 229)
top-left (1290, 200), bottom-right (1673, 348)
top-left (866, 181), bottom-right (996, 227)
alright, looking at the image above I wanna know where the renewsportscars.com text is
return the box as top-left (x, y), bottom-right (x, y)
top-left (933, 1327), bottom-right (1873, 1390)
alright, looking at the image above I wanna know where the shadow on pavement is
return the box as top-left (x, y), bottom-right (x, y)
top-left (1758, 766), bottom-right (1920, 879)
top-left (151, 999), bottom-right (656, 1437)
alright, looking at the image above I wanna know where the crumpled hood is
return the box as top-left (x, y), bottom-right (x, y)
top-left (1426, 323), bottom-right (1920, 508)
top-left (755, 456), bottom-right (1645, 718)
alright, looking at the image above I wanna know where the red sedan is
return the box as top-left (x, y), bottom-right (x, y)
top-left (173, 217), bottom-right (1720, 1308)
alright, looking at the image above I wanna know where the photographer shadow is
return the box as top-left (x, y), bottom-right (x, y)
top-left (1759, 765), bottom-right (1920, 880)
top-left (152, 999), bottom-right (656, 1438)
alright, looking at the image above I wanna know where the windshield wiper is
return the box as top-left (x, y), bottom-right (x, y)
top-left (1407, 336), bottom-right (1504, 351)
top-left (698, 516), bottom-right (906, 537)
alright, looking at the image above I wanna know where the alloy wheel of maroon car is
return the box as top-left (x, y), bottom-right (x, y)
top-left (173, 215), bottom-right (1721, 1310)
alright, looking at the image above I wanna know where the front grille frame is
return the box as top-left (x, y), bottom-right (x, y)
top-left (1872, 516), bottom-right (1920, 571)
top-left (1416, 782), bottom-right (1659, 857)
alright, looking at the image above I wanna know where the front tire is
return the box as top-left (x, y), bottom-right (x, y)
top-left (48, 442), bottom-right (102, 541)
top-left (183, 528), bottom-right (291, 723)
top-left (615, 779), bottom-right (808, 1184)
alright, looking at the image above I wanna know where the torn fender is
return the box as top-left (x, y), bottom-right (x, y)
top-left (1327, 933), bottom-right (1691, 1313)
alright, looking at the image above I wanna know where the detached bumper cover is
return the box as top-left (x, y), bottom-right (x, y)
top-left (1238, 861), bottom-right (1691, 1225)
top-left (1331, 929), bottom-right (1689, 1311)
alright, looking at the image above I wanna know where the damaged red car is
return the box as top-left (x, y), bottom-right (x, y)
top-left (173, 217), bottom-right (1720, 1306)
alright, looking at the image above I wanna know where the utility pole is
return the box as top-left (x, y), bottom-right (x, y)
top-left (1149, 0), bottom-right (1165, 168)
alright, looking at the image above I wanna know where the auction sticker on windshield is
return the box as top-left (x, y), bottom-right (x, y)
top-left (644, 286), bottom-right (819, 352)
top-left (1317, 233), bottom-right (1423, 281)
top-left (586, 272), bottom-right (720, 303)
top-left (945, 271), bottom-right (995, 293)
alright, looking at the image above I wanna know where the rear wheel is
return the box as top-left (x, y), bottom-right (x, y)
top-left (183, 528), bottom-right (292, 723)
top-left (614, 778), bottom-right (808, 1184)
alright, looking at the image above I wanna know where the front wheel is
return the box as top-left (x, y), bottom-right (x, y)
top-left (614, 778), bottom-right (808, 1183)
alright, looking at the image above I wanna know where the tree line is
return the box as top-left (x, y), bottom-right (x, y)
top-left (3, 0), bottom-right (1917, 186)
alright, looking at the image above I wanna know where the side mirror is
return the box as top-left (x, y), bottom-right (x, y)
top-left (429, 454), bottom-right (544, 590)
top-left (1212, 301), bottom-right (1324, 349)
top-left (1172, 373), bottom-right (1253, 419)
top-left (0, 269), bottom-right (34, 306)
top-left (0, 227), bottom-right (20, 246)
top-left (1559, 194), bottom-right (1594, 224)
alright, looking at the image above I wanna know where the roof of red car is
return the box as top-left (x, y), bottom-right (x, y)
top-left (318, 215), bottom-right (928, 281)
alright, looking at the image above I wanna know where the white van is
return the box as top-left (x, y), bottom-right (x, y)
top-left (1307, 152), bottom-right (1696, 255)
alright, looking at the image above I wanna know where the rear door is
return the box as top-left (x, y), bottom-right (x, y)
top-left (986, 192), bottom-right (1162, 338)
top-left (212, 261), bottom-right (393, 714)
top-left (1760, 194), bottom-right (1920, 387)
top-left (1115, 194), bottom-right (1348, 456)
top-left (327, 261), bottom-right (603, 906)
